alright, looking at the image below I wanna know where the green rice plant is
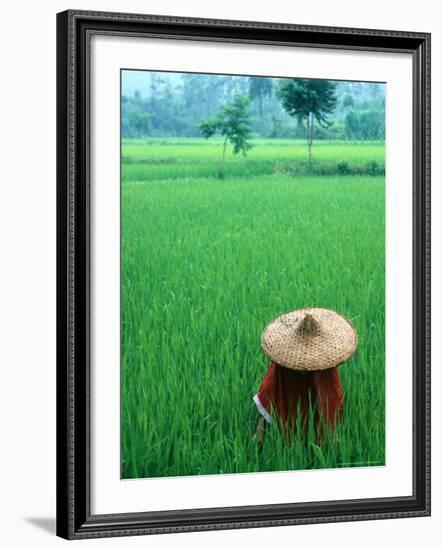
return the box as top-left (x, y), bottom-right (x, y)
top-left (121, 138), bottom-right (385, 479)
top-left (122, 138), bottom-right (385, 182)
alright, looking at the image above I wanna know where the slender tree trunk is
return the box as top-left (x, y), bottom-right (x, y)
top-left (306, 115), bottom-right (311, 166)
top-left (222, 135), bottom-right (228, 164)
top-left (307, 112), bottom-right (313, 167)
top-left (221, 135), bottom-right (228, 178)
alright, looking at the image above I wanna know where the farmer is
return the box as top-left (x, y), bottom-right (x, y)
top-left (252, 307), bottom-right (358, 444)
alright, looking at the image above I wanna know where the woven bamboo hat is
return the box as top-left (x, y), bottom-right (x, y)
top-left (261, 307), bottom-right (358, 371)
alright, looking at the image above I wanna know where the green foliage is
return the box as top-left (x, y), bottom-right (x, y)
top-left (345, 108), bottom-right (385, 140)
top-left (337, 161), bottom-right (350, 175)
top-left (122, 138), bottom-right (385, 181)
top-left (342, 93), bottom-right (355, 108)
top-left (121, 137), bottom-right (386, 479)
top-left (122, 70), bottom-right (385, 141)
top-left (197, 117), bottom-right (218, 139)
top-left (197, 94), bottom-right (253, 171)
top-left (277, 79), bottom-right (338, 161)
top-left (122, 95), bottom-right (152, 137)
top-left (278, 79), bottom-right (337, 127)
top-left (248, 76), bottom-right (273, 117)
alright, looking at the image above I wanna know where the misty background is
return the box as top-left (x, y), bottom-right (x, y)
top-left (121, 70), bottom-right (385, 141)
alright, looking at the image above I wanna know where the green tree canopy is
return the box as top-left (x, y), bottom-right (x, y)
top-left (197, 94), bottom-right (253, 175)
top-left (345, 109), bottom-right (385, 140)
top-left (278, 79), bottom-right (337, 162)
top-left (248, 77), bottom-right (273, 117)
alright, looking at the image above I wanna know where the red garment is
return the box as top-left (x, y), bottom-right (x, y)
top-left (253, 362), bottom-right (344, 437)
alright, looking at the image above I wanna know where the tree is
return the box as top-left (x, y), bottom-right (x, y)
top-left (121, 94), bottom-right (152, 137)
top-left (344, 108), bottom-right (385, 140)
top-left (248, 77), bottom-right (273, 117)
top-left (197, 94), bottom-right (253, 176)
top-left (342, 93), bottom-right (355, 109)
top-left (277, 79), bottom-right (337, 163)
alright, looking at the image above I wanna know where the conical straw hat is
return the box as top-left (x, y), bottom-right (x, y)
top-left (261, 307), bottom-right (358, 371)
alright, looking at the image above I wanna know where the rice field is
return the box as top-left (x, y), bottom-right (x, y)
top-left (121, 138), bottom-right (385, 479)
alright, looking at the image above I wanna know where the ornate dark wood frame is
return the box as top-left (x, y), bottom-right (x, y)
top-left (56, 9), bottom-right (431, 540)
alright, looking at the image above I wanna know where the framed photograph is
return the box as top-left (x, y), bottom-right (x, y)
top-left (56, 9), bottom-right (431, 539)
